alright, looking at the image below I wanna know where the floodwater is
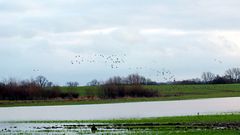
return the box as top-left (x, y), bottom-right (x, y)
top-left (0, 97), bottom-right (240, 121)
top-left (1, 121), bottom-right (239, 135)
top-left (0, 122), bottom-right (127, 134)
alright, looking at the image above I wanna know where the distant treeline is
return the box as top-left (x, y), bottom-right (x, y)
top-left (1, 67), bottom-right (240, 100)
top-left (87, 67), bottom-right (240, 85)
top-left (0, 74), bottom-right (159, 100)
top-left (0, 76), bottom-right (79, 100)
top-left (174, 67), bottom-right (240, 85)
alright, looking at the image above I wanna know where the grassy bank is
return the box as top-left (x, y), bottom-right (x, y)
top-left (19, 113), bottom-right (240, 124)
top-left (1, 84), bottom-right (240, 107)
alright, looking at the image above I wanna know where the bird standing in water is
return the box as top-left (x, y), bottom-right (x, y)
top-left (91, 124), bottom-right (97, 133)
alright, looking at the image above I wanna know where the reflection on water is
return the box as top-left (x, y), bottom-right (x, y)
top-left (0, 97), bottom-right (240, 121)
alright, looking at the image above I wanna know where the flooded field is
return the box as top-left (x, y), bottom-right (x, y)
top-left (0, 97), bottom-right (240, 121)
top-left (0, 122), bottom-right (128, 135)
top-left (1, 121), bottom-right (240, 135)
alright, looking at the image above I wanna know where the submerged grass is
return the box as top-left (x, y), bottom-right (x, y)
top-left (2, 130), bottom-right (240, 135)
top-left (3, 114), bottom-right (240, 135)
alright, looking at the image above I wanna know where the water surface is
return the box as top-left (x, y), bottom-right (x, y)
top-left (0, 97), bottom-right (240, 121)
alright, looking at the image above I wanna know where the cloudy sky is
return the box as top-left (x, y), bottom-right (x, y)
top-left (0, 0), bottom-right (240, 85)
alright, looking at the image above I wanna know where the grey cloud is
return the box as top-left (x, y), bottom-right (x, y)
top-left (0, 0), bottom-right (240, 84)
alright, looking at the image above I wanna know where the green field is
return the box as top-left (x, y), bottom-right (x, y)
top-left (1, 84), bottom-right (240, 107)
top-left (22, 113), bottom-right (240, 124)
top-left (4, 114), bottom-right (240, 135)
top-left (61, 84), bottom-right (240, 98)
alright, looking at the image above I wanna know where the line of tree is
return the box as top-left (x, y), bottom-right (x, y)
top-left (201, 68), bottom-right (240, 84)
top-left (0, 76), bottom-right (79, 100)
top-left (98, 74), bottom-right (159, 98)
top-left (175, 67), bottom-right (240, 84)
top-left (1, 67), bottom-right (239, 100)
top-left (87, 67), bottom-right (240, 86)
top-left (202, 69), bottom-right (240, 84)
top-left (87, 74), bottom-right (157, 86)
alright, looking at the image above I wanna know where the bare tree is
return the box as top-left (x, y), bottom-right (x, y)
top-left (126, 74), bottom-right (146, 85)
top-left (47, 82), bottom-right (53, 87)
top-left (225, 68), bottom-right (240, 82)
top-left (105, 76), bottom-right (122, 85)
top-left (35, 76), bottom-right (48, 88)
top-left (66, 81), bottom-right (79, 87)
top-left (201, 72), bottom-right (215, 83)
top-left (7, 78), bottom-right (18, 87)
top-left (87, 79), bottom-right (100, 86)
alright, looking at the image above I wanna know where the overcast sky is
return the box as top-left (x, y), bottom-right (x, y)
top-left (0, 0), bottom-right (240, 85)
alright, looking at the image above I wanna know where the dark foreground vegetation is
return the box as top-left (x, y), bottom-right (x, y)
top-left (99, 74), bottom-right (159, 98)
top-left (100, 84), bottom-right (159, 98)
top-left (0, 74), bottom-right (159, 101)
top-left (0, 76), bottom-right (79, 100)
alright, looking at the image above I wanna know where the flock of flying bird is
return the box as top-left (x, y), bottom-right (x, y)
top-left (70, 53), bottom-right (126, 69)
top-left (31, 53), bottom-right (224, 83)
top-left (69, 53), bottom-right (225, 82)
top-left (69, 53), bottom-right (178, 82)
